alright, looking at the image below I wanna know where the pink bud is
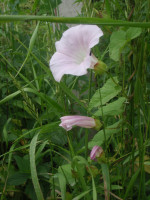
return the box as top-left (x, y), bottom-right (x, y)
top-left (90, 146), bottom-right (103, 161)
top-left (59, 115), bottom-right (96, 131)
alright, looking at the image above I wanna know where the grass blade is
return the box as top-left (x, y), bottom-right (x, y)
top-left (29, 132), bottom-right (44, 200)
top-left (124, 168), bottom-right (140, 199)
top-left (101, 163), bottom-right (110, 200)
top-left (16, 22), bottom-right (40, 76)
top-left (72, 190), bottom-right (91, 200)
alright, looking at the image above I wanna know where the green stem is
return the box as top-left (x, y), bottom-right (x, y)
top-left (97, 79), bottom-right (107, 159)
top-left (0, 15), bottom-right (150, 27)
top-left (66, 132), bottom-right (75, 158)
top-left (85, 70), bottom-right (93, 160)
top-left (85, 129), bottom-right (89, 160)
top-left (49, 142), bottom-right (56, 200)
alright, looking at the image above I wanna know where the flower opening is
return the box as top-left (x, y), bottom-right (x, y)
top-left (50, 25), bottom-right (103, 82)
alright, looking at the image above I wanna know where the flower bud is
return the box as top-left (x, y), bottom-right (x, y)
top-left (94, 60), bottom-right (107, 75)
top-left (60, 115), bottom-right (96, 131)
top-left (90, 146), bottom-right (104, 161)
top-left (94, 119), bottom-right (103, 131)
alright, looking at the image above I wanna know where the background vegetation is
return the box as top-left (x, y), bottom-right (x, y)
top-left (0, 0), bottom-right (150, 199)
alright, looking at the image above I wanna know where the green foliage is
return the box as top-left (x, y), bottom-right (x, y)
top-left (109, 27), bottom-right (142, 61)
top-left (88, 120), bottom-right (122, 149)
top-left (89, 77), bottom-right (122, 110)
top-left (94, 97), bottom-right (126, 116)
top-left (7, 172), bottom-right (30, 186)
top-left (16, 21), bottom-right (40, 76)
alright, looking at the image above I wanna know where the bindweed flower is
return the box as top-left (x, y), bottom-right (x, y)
top-left (59, 115), bottom-right (101, 131)
top-left (90, 146), bottom-right (103, 161)
top-left (50, 25), bottom-right (103, 82)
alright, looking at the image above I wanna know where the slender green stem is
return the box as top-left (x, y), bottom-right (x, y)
top-left (49, 142), bottom-right (56, 200)
top-left (85, 129), bottom-right (89, 160)
top-left (0, 15), bottom-right (150, 27)
top-left (85, 70), bottom-right (93, 160)
top-left (97, 78), bottom-right (107, 158)
top-left (66, 132), bottom-right (75, 158)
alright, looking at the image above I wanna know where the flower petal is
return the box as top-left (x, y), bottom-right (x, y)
top-left (56, 25), bottom-right (103, 56)
top-left (50, 52), bottom-right (97, 82)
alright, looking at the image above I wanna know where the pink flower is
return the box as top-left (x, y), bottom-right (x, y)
top-left (59, 115), bottom-right (96, 131)
top-left (50, 25), bottom-right (103, 82)
top-left (90, 146), bottom-right (103, 161)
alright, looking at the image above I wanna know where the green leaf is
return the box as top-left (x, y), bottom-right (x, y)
top-left (123, 151), bottom-right (139, 165)
top-left (94, 97), bottom-right (126, 116)
top-left (72, 190), bottom-right (91, 200)
top-left (28, 22), bottom-right (40, 56)
top-left (58, 164), bottom-right (75, 186)
top-left (126, 27), bottom-right (142, 40)
top-left (35, 140), bottom-right (48, 160)
top-left (111, 185), bottom-right (123, 190)
top-left (29, 133), bottom-right (44, 200)
top-left (14, 155), bottom-right (30, 172)
top-left (109, 30), bottom-right (126, 61)
top-left (109, 28), bottom-right (142, 61)
top-left (89, 77), bottom-right (121, 110)
top-left (3, 118), bottom-right (11, 148)
top-left (88, 120), bottom-right (122, 149)
top-left (0, 90), bottom-right (20, 105)
top-left (8, 172), bottom-right (30, 186)
top-left (57, 172), bottom-right (66, 200)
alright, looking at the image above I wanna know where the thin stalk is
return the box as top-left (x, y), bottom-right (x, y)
top-left (66, 132), bottom-right (75, 158)
top-left (130, 52), bottom-right (135, 196)
top-left (85, 129), bottom-right (89, 160)
top-left (138, 108), bottom-right (145, 200)
top-left (49, 142), bottom-right (56, 200)
top-left (97, 78), bottom-right (107, 158)
top-left (88, 70), bottom-right (93, 104)
top-left (85, 70), bottom-right (93, 160)
top-left (0, 15), bottom-right (150, 28)
top-left (137, 37), bottom-right (145, 200)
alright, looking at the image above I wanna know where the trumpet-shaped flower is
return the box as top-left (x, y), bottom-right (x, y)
top-left (59, 115), bottom-right (96, 131)
top-left (50, 25), bottom-right (103, 82)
